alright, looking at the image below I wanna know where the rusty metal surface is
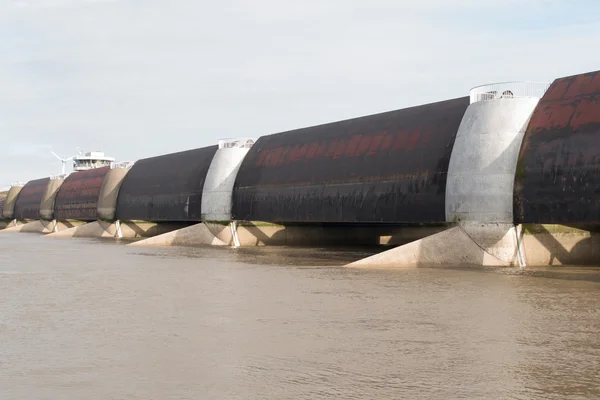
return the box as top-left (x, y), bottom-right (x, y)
top-left (54, 167), bottom-right (110, 221)
top-left (13, 177), bottom-right (50, 220)
top-left (116, 146), bottom-right (218, 222)
top-left (514, 70), bottom-right (600, 223)
top-left (232, 97), bottom-right (470, 223)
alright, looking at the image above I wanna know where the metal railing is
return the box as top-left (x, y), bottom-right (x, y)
top-left (218, 138), bottom-right (255, 149)
top-left (50, 174), bottom-right (67, 180)
top-left (10, 181), bottom-right (25, 187)
top-left (469, 81), bottom-right (550, 104)
top-left (111, 161), bottom-right (135, 169)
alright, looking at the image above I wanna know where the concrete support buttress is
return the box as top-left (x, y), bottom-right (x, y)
top-left (348, 97), bottom-right (539, 268)
top-left (201, 147), bottom-right (251, 221)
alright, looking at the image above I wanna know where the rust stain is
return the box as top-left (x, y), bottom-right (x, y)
top-left (13, 177), bottom-right (51, 220)
top-left (515, 69), bottom-right (600, 224)
top-left (254, 127), bottom-right (441, 167)
top-left (234, 97), bottom-right (469, 223)
top-left (54, 166), bottom-right (110, 221)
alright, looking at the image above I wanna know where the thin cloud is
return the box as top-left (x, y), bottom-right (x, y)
top-left (0, 0), bottom-right (599, 187)
top-left (11, 0), bottom-right (120, 9)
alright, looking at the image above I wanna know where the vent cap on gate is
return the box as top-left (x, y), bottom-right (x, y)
top-left (469, 81), bottom-right (550, 104)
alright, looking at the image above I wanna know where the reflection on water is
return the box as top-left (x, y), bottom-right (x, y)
top-left (1, 233), bottom-right (600, 399)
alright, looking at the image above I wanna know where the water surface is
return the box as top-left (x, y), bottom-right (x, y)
top-left (1, 233), bottom-right (600, 399)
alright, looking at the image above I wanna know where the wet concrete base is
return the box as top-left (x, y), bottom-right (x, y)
top-left (129, 223), bottom-right (227, 246)
top-left (520, 224), bottom-right (600, 266)
top-left (204, 222), bottom-right (447, 247)
top-left (346, 223), bottom-right (600, 268)
top-left (346, 224), bottom-right (517, 268)
top-left (1, 219), bottom-right (83, 233)
top-left (118, 221), bottom-right (189, 239)
top-left (0, 219), bottom-right (24, 231)
top-left (124, 221), bottom-right (448, 249)
top-left (46, 221), bottom-right (120, 238)
top-left (45, 220), bottom-right (189, 239)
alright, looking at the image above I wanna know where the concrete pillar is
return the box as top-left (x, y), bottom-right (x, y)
top-left (446, 97), bottom-right (539, 223)
top-left (97, 166), bottom-right (131, 221)
top-left (44, 219), bottom-right (187, 239)
top-left (40, 177), bottom-right (65, 221)
top-left (201, 140), bottom-right (253, 222)
top-left (1, 219), bottom-right (61, 233)
top-left (2, 184), bottom-right (24, 219)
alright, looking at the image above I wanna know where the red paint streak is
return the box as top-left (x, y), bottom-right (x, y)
top-left (394, 130), bottom-right (409, 149)
top-left (257, 150), bottom-right (268, 166)
top-left (355, 136), bottom-right (372, 156)
top-left (590, 72), bottom-right (600, 93)
top-left (315, 142), bottom-right (328, 158)
top-left (279, 147), bottom-right (291, 165)
top-left (564, 75), bottom-right (591, 99)
top-left (565, 72), bottom-right (600, 98)
top-left (333, 140), bottom-right (347, 159)
top-left (380, 132), bottom-right (394, 150)
top-left (267, 147), bottom-right (284, 166)
top-left (254, 121), bottom-right (445, 167)
top-left (285, 145), bottom-right (296, 162)
top-left (265, 149), bottom-right (277, 166)
top-left (80, 189), bottom-right (98, 197)
top-left (60, 167), bottom-right (109, 195)
top-left (544, 72), bottom-right (600, 102)
top-left (527, 72), bottom-right (600, 139)
top-left (367, 132), bottom-right (386, 155)
top-left (528, 109), bottom-right (548, 134)
top-left (280, 146), bottom-right (293, 165)
top-left (297, 144), bottom-right (309, 161)
top-left (20, 187), bottom-right (45, 197)
top-left (59, 175), bottom-right (106, 200)
top-left (305, 142), bottom-right (319, 159)
top-left (263, 149), bottom-right (274, 166)
top-left (543, 79), bottom-right (571, 102)
top-left (290, 145), bottom-right (303, 162)
top-left (269, 147), bottom-right (283, 166)
top-left (344, 135), bottom-right (362, 157)
top-left (324, 140), bottom-right (339, 158)
top-left (531, 104), bottom-right (575, 132)
top-left (571, 99), bottom-right (600, 128)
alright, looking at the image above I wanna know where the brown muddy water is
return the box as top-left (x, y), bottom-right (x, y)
top-left (1, 232), bottom-right (600, 399)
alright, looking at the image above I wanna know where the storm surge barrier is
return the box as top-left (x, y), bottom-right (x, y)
top-left (3, 70), bottom-right (600, 267)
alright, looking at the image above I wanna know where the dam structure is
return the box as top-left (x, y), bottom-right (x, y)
top-left (47, 138), bottom-right (256, 243)
top-left (350, 82), bottom-right (547, 267)
top-left (0, 183), bottom-right (25, 230)
top-left (2, 69), bottom-right (600, 267)
top-left (2, 175), bottom-right (68, 233)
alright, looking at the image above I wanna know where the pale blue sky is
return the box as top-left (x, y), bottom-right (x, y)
top-left (1, 0), bottom-right (600, 188)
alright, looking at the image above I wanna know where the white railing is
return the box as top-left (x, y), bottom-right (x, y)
top-left (111, 161), bottom-right (135, 169)
top-left (469, 81), bottom-right (550, 104)
top-left (10, 181), bottom-right (25, 187)
top-left (218, 138), bottom-right (255, 149)
top-left (50, 174), bottom-right (67, 180)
